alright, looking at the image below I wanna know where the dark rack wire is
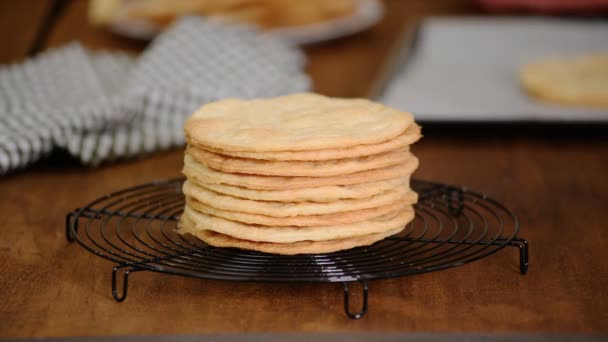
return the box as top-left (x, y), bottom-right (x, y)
top-left (66, 177), bottom-right (528, 319)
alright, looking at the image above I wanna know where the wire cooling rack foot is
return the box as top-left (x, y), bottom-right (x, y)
top-left (509, 238), bottom-right (529, 274)
top-left (66, 212), bottom-right (77, 242)
top-left (112, 265), bottom-right (142, 302)
top-left (343, 281), bottom-right (368, 319)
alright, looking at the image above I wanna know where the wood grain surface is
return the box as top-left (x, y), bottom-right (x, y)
top-left (0, 0), bottom-right (607, 338)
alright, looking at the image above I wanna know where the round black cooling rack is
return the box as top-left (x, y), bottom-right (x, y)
top-left (66, 178), bottom-right (528, 319)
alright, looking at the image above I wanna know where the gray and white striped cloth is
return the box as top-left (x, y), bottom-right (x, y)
top-left (0, 17), bottom-right (310, 174)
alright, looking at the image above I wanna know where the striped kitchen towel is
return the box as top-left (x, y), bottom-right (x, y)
top-left (0, 17), bottom-right (310, 174)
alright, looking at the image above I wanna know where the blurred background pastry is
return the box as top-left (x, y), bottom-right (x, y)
top-left (88, 0), bottom-right (382, 43)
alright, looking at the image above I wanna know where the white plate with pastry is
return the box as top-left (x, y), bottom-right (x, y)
top-left (89, 0), bottom-right (384, 44)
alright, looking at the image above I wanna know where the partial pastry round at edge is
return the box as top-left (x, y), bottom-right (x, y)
top-left (192, 177), bottom-right (409, 203)
top-left (185, 93), bottom-right (415, 152)
top-left (185, 194), bottom-right (416, 226)
top-left (181, 204), bottom-right (414, 243)
top-left (186, 146), bottom-right (411, 177)
top-left (183, 154), bottom-right (419, 190)
top-left (192, 123), bottom-right (422, 161)
top-left (182, 179), bottom-right (410, 217)
top-left (520, 54), bottom-right (608, 108)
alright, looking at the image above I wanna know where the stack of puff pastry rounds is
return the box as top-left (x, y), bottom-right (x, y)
top-left (179, 93), bottom-right (421, 255)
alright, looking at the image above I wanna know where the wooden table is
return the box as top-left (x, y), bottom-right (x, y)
top-left (1, 0), bottom-right (606, 338)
